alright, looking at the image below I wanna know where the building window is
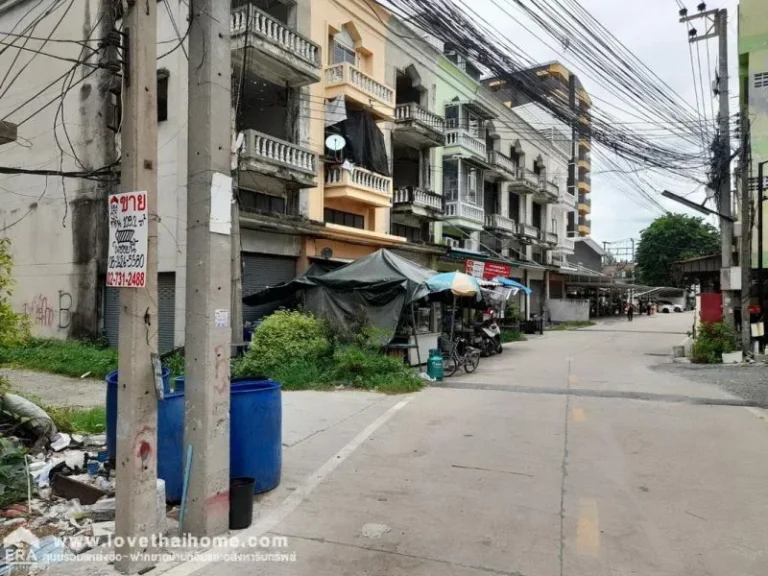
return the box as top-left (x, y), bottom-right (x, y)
top-left (331, 26), bottom-right (357, 66)
top-left (755, 72), bottom-right (768, 89)
top-left (392, 223), bottom-right (422, 243)
top-left (157, 71), bottom-right (169, 122)
top-left (240, 191), bottom-right (286, 214)
top-left (325, 208), bottom-right (364, 229)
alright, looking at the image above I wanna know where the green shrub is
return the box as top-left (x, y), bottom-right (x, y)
top-left (500, 330), bottom-right (526, 343)
top-left (237, 311), bottom-right (330, 377)
top-left (0, 437), bottom-right (27, 508)
top-left (0, 238), bottom-right (30, 347)
top-left (0, 338), bottom-right (118, 379)
top-left (692, 321), bottom-right (738, 364)
top-left (332, 345), bottom-right (423, 394)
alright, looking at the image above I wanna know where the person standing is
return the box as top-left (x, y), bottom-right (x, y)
top-left (627, 302), bottom-right (634, 322)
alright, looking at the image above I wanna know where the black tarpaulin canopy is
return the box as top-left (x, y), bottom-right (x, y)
top-left (242, 249), bottom-right (437, 337)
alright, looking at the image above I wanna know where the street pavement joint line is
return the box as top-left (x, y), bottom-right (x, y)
top-left (571, 407), bottom-right (585, 422)
top-left (274, 532), bottom-right (527, 576)
top-left (283, 398), bottom-right (385, 448)
top-left (558, 357), bottom-right (573, 576)
top-left (160, 397), bottom-right (414, 576)
top-left (576, 499), bottom-right (600, 556)
top-left (437, 382), bottom-right (768, 408)
top-left (451, 464), bottom-right (534, 478)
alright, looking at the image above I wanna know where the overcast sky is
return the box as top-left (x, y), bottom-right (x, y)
top-left (471, 0), bottom-right (740, 246)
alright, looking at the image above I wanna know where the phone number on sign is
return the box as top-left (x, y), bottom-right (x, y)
top-left (107, 271), bottom-right (146, 288)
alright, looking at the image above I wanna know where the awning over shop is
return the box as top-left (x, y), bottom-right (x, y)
top-left (493, 277), bottom-right (533, 295)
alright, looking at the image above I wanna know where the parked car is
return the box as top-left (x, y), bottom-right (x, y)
top-left (658, 300), bottom-right (683, 313)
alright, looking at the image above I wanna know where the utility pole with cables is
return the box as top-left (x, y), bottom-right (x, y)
top-left (739, 114), bottom-right (752, 353)
top-left (681, 6), bottom-right (734, 327)
top-left (184, 0), bottom-right (233, 536)
top-left (114, 0), bottom-right (158, 572)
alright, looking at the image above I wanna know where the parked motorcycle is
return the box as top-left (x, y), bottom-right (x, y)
top-left (474, 317), bottom-right (503, 357)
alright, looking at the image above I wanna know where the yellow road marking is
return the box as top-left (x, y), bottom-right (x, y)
top-left (577, 499), bottom-right (600, 556)
top-left (572, 407), bottom-right (585, 422)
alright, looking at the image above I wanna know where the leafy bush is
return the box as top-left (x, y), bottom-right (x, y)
top-left (0, 437), bottom-right (27, 508)
top-left (0, 238), bottom-right (29, 347)
top-left (47, 406), bottom-right (106, 434)
top-left (692, 321), bottom-right (738, 364)
top-left (500, 330), bottom-right (526, 343)
top-left (332, 345), bottom-right (422, 394)
top-left (237, 311), bottom-right (331, 377)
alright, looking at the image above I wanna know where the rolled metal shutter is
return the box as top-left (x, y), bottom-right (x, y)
top-left (103, 273), bottom-right (176, 353)
top-left (529, 279), bottom-right (544, 317)
top-left (242, 254), bottom-right (297, 324)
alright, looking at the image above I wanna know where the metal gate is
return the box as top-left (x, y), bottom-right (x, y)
top-left (104, 273), bottom-right (176, 353)
top-left (242, 254), bottom-right (297, 324)
top-left (529, 279), bottom-right (544, 317)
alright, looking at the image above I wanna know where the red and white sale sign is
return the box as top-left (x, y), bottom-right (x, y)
top-left (107, 191), bottom-right (148, 288)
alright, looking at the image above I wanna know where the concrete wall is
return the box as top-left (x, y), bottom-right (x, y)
top-left (549, 299), bottom-right (590, 323)
top-left (573, 240), bottom-right (602, 272)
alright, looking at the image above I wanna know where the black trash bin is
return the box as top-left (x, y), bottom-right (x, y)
top-left (229, 477), bottom-right (255, 529)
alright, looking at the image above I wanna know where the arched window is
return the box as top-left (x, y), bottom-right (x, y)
top-left (331, 26), bottom-right (357, 66)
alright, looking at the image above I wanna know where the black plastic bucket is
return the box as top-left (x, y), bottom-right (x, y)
top-left (229, 477), bottom-right (255, 530)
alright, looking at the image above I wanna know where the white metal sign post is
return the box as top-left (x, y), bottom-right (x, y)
top-left (107, 191), bottom-right (149, 288)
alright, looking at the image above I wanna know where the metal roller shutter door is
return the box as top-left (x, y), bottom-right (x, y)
top-left (242, 254), bottom-right (297, 324)
top-left (104, 273), bottom-right (176, 353)
top-left (529, 279), bottom-right (544, 317)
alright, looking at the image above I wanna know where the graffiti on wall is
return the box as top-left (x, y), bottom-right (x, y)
top-left (23, 291), bottom-right (73, 330)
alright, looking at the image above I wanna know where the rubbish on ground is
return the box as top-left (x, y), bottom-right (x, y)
top-left (91, 521), bottom-right (115, 541)
top-left (79, 372), bottom-right (92, 379)
top-left (71, 434), bottom-right (84, 446)
top-left (83, 435), bottom-right (106, 448)
top-left (3, 527), bottom-right (38, 548)
top-left (419, 372), bottom-right (436, 383)
top-left (63, 451), bottom-right (85, 471)
top-left (51, 475), bottom-right (107, 505)
top-left (49, 433), bottom-right (71, 452)
top-left (0, 393), bottom-right (57, 439)
top-left (86, 462), bottom-right (99, 477)
top-left (84, 498), bottom-right (115, 522)
top-left (96, 451), bottom-right (108, 463)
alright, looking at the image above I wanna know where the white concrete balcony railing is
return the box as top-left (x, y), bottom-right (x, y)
top-left (559, 237), bottom-right (576, 252)
top-left (445, 200), bottom-right (485, 225)
top-left (518, 222), bottom-right (539, 239)
top-left (445, 128), bottom-right (487, 160)
top-left (324, 63), bottom-right (395, 120)
top-left (393, 186), bottom-right (444, 213)
top-left (510, 168), bottom-right (541, 194)
top-left (487, 150), bottom-right (517, 177)
top-left (395, 103), bottom-right (445, 134)
top-left (325, 165), bottom-right (393, 207)
top-left (230, 4), bottom-right (321, 87)
top-left (540, 230), bottom-right (558, 245)
top-left (240, 129), bottom-right (316, 187)
top-left (485, 213), bottom-right (517, 235)
top-left (543, 180), bottom-right (559, 196)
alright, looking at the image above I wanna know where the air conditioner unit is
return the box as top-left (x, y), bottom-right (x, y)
top-left (462, 239), bottom-right (475, 251)
top-left (443, 238), bottom-right (460, 249)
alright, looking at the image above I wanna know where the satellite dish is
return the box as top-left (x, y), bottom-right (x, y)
top-left (325, 134), bottom-right (346, 152)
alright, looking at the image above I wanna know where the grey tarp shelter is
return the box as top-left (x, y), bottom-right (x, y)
top-left (242, 249), bottom-right (437, 337)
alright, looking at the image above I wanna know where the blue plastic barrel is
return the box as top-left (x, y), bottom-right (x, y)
top-left (157, 391), bottom-right (185, 501)
top-left (105, 368), bottom-right (171, 461)
top-left (230, 380), bottom-right (282, 493)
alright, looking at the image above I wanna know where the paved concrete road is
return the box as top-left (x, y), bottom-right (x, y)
top-left (77, 312), bottom-right (768, 576)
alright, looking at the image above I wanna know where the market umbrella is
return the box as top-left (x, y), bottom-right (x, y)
top-left (426, 272), bottom-right (482, 344)
top-left (493, 277), bottom-right (533, 295)
top-left (426, 272), bottom-right (481, 297)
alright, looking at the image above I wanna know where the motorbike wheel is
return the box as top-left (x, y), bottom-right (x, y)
top-left (480, 339), bottom-right (491, 357)
top-left (464, 351), bottom-right (480, 373)
top-left (494, 336), bottom-right (503, 354)
top-left (442, 354), bottom-right (458, 378)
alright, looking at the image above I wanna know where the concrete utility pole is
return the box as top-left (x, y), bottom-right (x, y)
top-left (115, 1), bottom-right (158, 572)
top-left (739, 114), bottom-right (751, 353)
top-left (184, 0), bottom-right (233, 536)
top-left (681, 7), bottom-right (734, 327)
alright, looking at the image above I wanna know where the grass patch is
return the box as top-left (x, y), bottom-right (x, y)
top-left (548, 320), bottom-right (596, 331)
top-left (500, 330), bottom-right (527, 343)
top-left (47, 405), bottom-right (106, 434)
top-left (0, 338), bottom-right (117, 379)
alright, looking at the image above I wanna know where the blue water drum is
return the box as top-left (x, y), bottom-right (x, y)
top-left (105, 368), bottom-right (171, 461)
top-left (230, 380), bottom-right (282, 493)
top-left (157, 390), bottom-right (185, 501)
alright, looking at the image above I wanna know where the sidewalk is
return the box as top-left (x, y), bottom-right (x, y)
top-left (0, 368), bottom-right (105, 407)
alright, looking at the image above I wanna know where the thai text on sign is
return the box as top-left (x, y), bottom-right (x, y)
top-left (107, 191), bottom-right (148, 288)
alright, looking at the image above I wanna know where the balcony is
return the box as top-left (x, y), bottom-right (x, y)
top-left (444, 124), bottom-right (489, 166)
top-left (392, 186), bottom-right (444, 219)
top-left (231, 4), bottom-right (321, 88)
top-left (444, 200), bottom-right (485, 229)
top-left (578, 216), bottom-right (591, 235)
top-left (539, 229), bottom-right (558, 246)
top-left (517, 222), bottom-right (539, 242)
top-left (485, 150), bottom-right (517, 181)
top-left (579, 138), bottom-right (591, 151)
top-left (325, 63), bottom-right (395, 121)
top-left (239, 129), bottom-right (317, 189)
top-left (393, 103), bottom-right (445, 148)
top-left (553, 237), bottom-right (576, 255)
top-left (509, 169), bottom-right (541, 195)
top-left (485, 213), bottom-right (517, 236)
top-left (579, 180), bottom-right (591, 194)
top-left (535, 180), bottom-right (559, 204)
top-left (559, 189), bottom-right (577, 209)
top-left (578, 197), bottom-right (592, 214)
top-left (324, 165), bottom-right (393, 208)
